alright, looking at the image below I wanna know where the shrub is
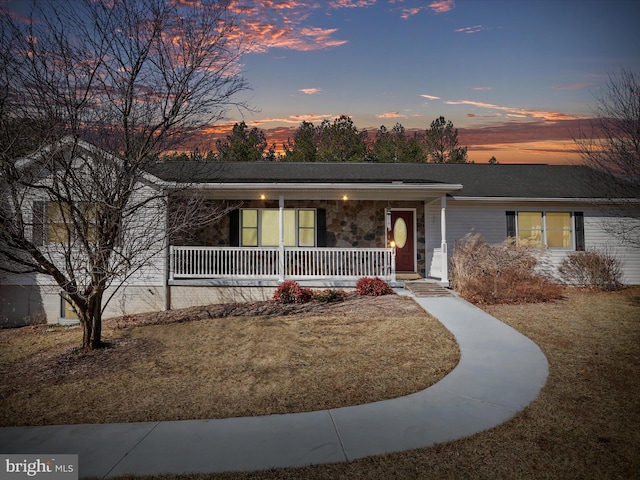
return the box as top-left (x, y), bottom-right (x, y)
top-left (273, 281), bottom-right (313, 304)
top-left (450, 233), bottom-right (563, 305)
top-left (558, 248), bottom-right (623, 291)
top-left (356, 277), bottom-right (393, 296)
top-left (314, 288), bottom-right (346, 303)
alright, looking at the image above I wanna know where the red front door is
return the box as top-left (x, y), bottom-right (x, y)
top-left (390, 210), bottom-right (415, 272)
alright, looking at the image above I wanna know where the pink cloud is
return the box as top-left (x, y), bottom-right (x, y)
top-left (446, 100), bottom-right (581, 121)
top-left (252, 114), bottom-right (336, 125)
top-left (299, 88), bottom-right (323, 95)
top-left (376, 111), bottom-right (406, 119)
top-left (227, 1), bottom-right (348, 53)
top-left (428, 0), bottom-right (455, 13)
top-left (400, 7), bottom-right (424, 19)
top-left (420, 94), bottom-right (441, 100)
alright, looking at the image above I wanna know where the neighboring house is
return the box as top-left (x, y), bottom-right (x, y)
top-left (1, 147), bottom-right (639, 325)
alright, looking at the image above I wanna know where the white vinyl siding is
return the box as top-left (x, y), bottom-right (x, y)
top-left (425, 201), bottom-right (640, 285)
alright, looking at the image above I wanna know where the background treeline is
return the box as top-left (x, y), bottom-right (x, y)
top-left (162, 115), bottom-right (471, 163)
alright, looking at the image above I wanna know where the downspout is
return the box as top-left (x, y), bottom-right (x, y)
top-left (440, 195), bottom-right (449, 287)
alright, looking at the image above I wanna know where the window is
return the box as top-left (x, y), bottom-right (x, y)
top-left (60, 295), bottom-right (78, 320)
top-left (546, 212), bottom-right (572, 248)
top-left (506, 211), bottom-right (581, 249)
top-left (241, 209), bottom-right (316, 247)
top-left (48, 202), bottom-right (72, 243)
top-left (32, 201), bottom-right (99, 244)
top-left (517, 212), bottom-right (543, 246)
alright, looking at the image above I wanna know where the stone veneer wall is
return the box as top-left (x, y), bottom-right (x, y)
top-left (175, 199), bottom-right (426, 273)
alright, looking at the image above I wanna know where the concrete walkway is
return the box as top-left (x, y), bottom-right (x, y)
top-left (0, 292), bottom-right (548, 478)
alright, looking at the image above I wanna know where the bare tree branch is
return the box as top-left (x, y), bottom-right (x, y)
top-left (0, 0), bottom-right (250, 350)
top-left (573, 69), bottom-right (640, 249)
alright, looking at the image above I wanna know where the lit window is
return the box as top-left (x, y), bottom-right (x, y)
top-left (546, 212), bottom-right (572, 248)
top-left (241, 209), bottom-right (316, 247)
top-left (517, 212), bottom-right (543, 246)
top-left (241, 209), bottom-right (258, 246)
top-left (514, 211), bottom-right (572, 248)
top-left (298, 210), bottom-right (316, 247)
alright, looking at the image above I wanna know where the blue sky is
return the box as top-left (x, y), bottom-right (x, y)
top-left (226, 0), bottom-right (640, 163)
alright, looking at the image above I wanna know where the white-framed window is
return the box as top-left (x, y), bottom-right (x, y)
top-left (507, 211), bottom-right (581, 249)
top-left (60, 294), bottom-right (79, 320)
top-left (32, 201), bottom-right (99, 244)
top-left (241, 208), bottom-right (317, 247)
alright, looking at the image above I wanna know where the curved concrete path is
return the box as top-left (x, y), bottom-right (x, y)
top-left (0, 292), bottom-right (548, 478)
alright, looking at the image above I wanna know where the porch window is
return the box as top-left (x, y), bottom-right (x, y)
top-left (241, 209), bottom-right (316, 247)
top-left (507, 211), bottom-right (575, 249)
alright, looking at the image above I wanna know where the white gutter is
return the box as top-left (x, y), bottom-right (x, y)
top-left (451, 196), bottom-right (640, 204)
top-left (184, 182), bottom-right (464, 192)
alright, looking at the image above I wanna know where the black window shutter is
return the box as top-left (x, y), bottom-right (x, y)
top-left (317, 208), bottom-right (327, 247)
top-left (506, 211), bottom-right (516, 238)
top-left (574, 212), bottom-right (585, 251)
top-left (32, 201), bottom-right (46, 246)
top-left (229, 209), bottom-right (239, 247)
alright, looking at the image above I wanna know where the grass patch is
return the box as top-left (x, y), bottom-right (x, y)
top-left (0, 294), bottom-right (459, 427)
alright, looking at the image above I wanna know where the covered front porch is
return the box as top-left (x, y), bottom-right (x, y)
top-left (166, 172), bottom-right (462, 287)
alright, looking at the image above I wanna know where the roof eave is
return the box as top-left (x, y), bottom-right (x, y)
top-left (174, 182), bottom-right (463, 201)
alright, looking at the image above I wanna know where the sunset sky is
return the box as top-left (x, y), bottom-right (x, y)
top-left (5, 0), bottom-right (639, 163)
top-left (223, 0), bottom-right (639, 164)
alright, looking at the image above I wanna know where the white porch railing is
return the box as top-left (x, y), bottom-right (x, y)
top-left (170, 246), bottom-right (396, 282)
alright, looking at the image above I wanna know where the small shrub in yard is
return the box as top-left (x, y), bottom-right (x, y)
top-left (558, 248), bottom-right (623, 291)
top-left (450, 232), bottom-right (563, 305)
top-left (356, 277), bottom-right (393, 296)
top-left (314, 288), bottom-right (346, 303)
top-left (273, 281), bottom-right (313, 304)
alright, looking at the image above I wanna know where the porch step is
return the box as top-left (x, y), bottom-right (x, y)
top-left (404, 282), bottom-right (454, 297)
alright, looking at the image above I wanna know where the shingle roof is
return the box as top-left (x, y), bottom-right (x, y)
top-left (146, 162), bottom-right (638, 199)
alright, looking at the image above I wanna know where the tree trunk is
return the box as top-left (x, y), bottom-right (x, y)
top-left (81, 291), bottom-right (103, 351)
top-left (81, 313), bottom-right (93, 351)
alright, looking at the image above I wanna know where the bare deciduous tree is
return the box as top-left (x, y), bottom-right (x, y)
top-left (0, 0), bottom-right (249, 350)
top-left (573, 69), bottom-right (640, 249)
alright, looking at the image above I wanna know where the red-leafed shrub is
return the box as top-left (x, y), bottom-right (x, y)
top-left (273, 281), bottom-right (313, 304)
top-left (356, 277), bottom-right (393, 296)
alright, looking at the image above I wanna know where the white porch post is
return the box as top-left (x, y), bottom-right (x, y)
top-left (278, 195), bottom-right (285, 282)
top-left (440, 195), bottom-right (449, 287)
